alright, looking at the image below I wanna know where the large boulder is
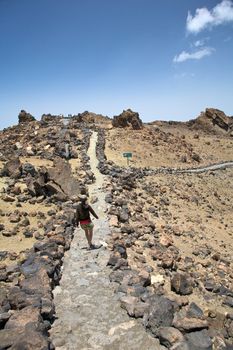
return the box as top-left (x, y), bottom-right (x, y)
top-left (205, 108), bottom-right (230, 131)
top-left (18, 110), bottom-right (35, 124)
top-left (189, 108), bottom-right (233, 133)
top-left (47, 157), bottom-right (79, 197)
top-left (26, 160), bottom-right (80, 200)
top-left (143, 295), bottom-right (178, 336)
top-left (2, 158), bottom-right (22, 178)
top-left (112, 109), bottom-right (143, 129)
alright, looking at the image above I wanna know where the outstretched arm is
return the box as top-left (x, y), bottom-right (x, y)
top-left (89, 205), bottom-right (99, 219)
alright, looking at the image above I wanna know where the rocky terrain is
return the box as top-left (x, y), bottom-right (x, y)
top-left (0, 107), bottom-right (233, 349)
top-left (106, 108), bottom-right (233, 169)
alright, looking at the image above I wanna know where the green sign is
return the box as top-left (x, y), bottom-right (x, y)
top-left (123, 152), bottom-right (132, 158)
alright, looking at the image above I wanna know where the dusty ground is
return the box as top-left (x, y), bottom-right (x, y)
top-left (125, 167), bottom-right (233, 315)
top-left (0, 157), bottom-right (55, 263)
top-left (0, 175), bottom-right (56, 264)
top-left (105, 125), bottom-right (233, 168)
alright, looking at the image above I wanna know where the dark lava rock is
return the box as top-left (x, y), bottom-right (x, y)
top-left (0, 312), bottom-right (10, 328)
top-left (0, 251), bottom-right (8, 261)
top-left (47, 157), bottom-right (79, 197)
top-left (118, 210), bottom-right (129, 223)
top-left (184, 330), bottom-right (212, 350)
top-left (105, 193), bottom-right (113, 203)
top-left (187, 302), bottom-right (204, 319)
top-left (223, 296), bottom-right (233, 308)
top-left (143, 295), bottom-right (178, 336)
top-left (114, 244), bottom-right (127, 259)
top-left (18, 110), bottom-right (36, 124)
top-left (2, 158), bottom-right (22, 179)
top-left (112, 109), bottom-right (143, 130)
top-left (23, 230), bottom-right (33, 238)
top-left (22, 163), bottom-right (37, 177)
top-left (171, 272), bottom-right (193, 295)
top-left (192, 153), bottom-right (201, 162)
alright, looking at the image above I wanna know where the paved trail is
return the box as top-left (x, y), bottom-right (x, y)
top-left (50, 132), bottom-right (164, 350)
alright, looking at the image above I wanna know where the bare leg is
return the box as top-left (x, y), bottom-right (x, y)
top-left (88, 227), bottom-right (93, 246)
top-left (84, 229), bottom-right (92, 246)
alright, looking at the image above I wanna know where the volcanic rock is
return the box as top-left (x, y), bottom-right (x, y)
top-left (2, 158), bottom-right (22, 178)
top-left (18, 110), bottom-right (36, 124)
top-left (184, 329), bottom-right (212, 350)
top-left (190, 108), bottom-right (233, 133)
top-left (5, 306), bottom-right (42, 329)
top-left (120, 296), bottom-right (149, 318)
top-left (112, 109), bottom-right (143, 130)
top-left (41, 113), bottom-right (61, 124)
top-left (47, 157), bottom-right (79, 197)
top-left (158, 327), bottom-right (184, 348)
top-left (22, 163), bottom-right (36, 177)
top-left (143, 295), bottom-right (178, 336)
top-left (171, 272), bottom-right (194, 295)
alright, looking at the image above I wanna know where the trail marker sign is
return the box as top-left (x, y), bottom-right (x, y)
top-left (123, 152), bottom-right (132, 166)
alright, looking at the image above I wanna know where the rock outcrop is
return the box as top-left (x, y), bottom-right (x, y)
top-left (70, 111), bottom-right (111, 128)
top-left (47, 157), bottom-right (80, 198)
top-left (189, 108), bottom-right (233, 134)
top-left (41, 114), bottom-right (62, 124)
top-left (112, 109), bottom-right (143, 129)
top-left (18, 110), bottom-right (35, 124)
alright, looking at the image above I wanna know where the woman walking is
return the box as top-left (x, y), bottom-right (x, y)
top-left (76, 195), bottom-right (99, 249)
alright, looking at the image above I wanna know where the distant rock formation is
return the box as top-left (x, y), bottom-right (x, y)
top-left (188, 108), bottom-right (233, 134)
top-left (41, 114), bottom-right (62, 124)
top-left (112, 109), bottom-right (143, 129)
top-left (18, 110), bottom-right (35, 124)
top-left (72, 111), bottom-right (110, 124)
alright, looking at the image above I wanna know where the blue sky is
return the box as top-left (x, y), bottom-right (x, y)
top-left (0, 0), bottom-right (233, 128)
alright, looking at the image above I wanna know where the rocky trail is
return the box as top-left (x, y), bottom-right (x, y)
top-left (50, 132), bottom-right (164, 350)
top-left (137, 161), bottom-right (233, 177)
top-left (1, 109), bottom-right (233, 349)
top-left (164, 161), bottom-right (233, 174)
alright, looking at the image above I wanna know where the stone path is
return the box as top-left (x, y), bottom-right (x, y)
top-left (177, 161), bottom-right (233, 173)
top-left (50, 132), bottom-right (164, 350)
top-left (145, 160), bottom-right (233, 176)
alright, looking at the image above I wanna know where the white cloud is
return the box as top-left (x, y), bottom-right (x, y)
top-left (192, 37), bottom-right (210, 48)
top-left (173, 47), bottom-right (215, 63)
top-left (194, 39), bottom-right (205, 47)
top-left (187, 0), bottom-right (233, 34)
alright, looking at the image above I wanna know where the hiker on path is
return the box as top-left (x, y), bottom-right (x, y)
top-left (76, 195), bottom-right (99, 249)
